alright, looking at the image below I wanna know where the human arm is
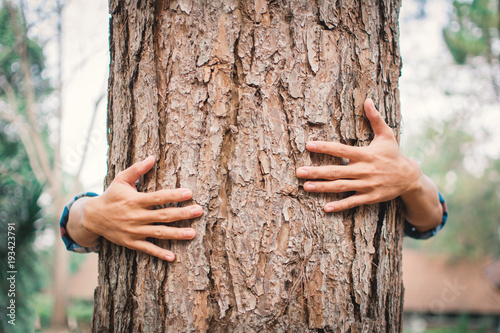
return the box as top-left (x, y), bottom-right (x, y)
top-left (296, 99), bottom-right (443, 233)
top-left (64, 156), bottom-right (203, 261)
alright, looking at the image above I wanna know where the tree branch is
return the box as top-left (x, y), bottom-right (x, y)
top-left (75, 93), bottom-right (105, 181)
top-left (0, 83), bottom-right (47, 184)
top-left (4, 0), bottom-right (58, 190)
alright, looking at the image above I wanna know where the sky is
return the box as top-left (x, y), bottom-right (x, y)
top-left (55, 0), bottom-right (499, 192)
top-left (59, 0), bottom-right (109, 193)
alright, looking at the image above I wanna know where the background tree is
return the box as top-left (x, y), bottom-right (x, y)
top-left (0, 0), bottom-right (73, 328)
top-left (443, 0), bottom-right (500, 96)
top-left (93, 1), bottom-right (406, 331)
top-left (0, 4), bottom-right (50, 331)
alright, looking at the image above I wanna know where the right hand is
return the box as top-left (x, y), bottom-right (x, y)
top-left (82, 156), bottom-right (203, 261)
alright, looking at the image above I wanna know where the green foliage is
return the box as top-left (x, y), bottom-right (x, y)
top-left (0, 3), bottom-right (54, 332)
top-left (0, 120), bottom-right (49, 332)
top-left (33, 293), bottom-right (53, 329)
top-left (403, 114), bottom-right (500, 258)
top-left (443, 0), bottom-right (499, 64)
top-left (67, 298), bottom-right (94, 323)
top-left (69, 251), bottom-right (89, 274)
top-left (0, 3), bottom-right (53, 166)
top-left (0, 6), bottom-right (50, 100)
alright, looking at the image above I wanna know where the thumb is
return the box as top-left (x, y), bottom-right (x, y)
top-left (115, 156), bottom-right (156, 186)
top-left (364, 99), bottom-right (392, 138)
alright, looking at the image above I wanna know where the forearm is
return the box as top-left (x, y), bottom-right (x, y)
top-left (66, 196), bottom-right (101, 247)
top-left (400, 172), bottom-right (443, 233)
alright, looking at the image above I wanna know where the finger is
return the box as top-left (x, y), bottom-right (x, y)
top-left (132, 240), bottom-right (177, 261)
top-left (303, 180), bottom-right (365, 193)
top-left (138, 226), bottom-right (196, 241)
top-left (141, 205), bottom-right (204, 223)
top-left (306, 141), bottom-right (363, 160)
top-left (324, 193), bottom-right (371, 212)
top-left (364, 99), bottom-right (393, 138)
top-left (115, 156), bottom-right (156, 186)
top-left (138, 188), bottom-right (193, 206)
top-left (296, 165), bottom-right (355, 180)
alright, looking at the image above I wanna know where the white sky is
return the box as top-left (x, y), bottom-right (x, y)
top-left (60, 0), bottom-right (109, 193)
top-left (57, 0), bottom-right (500, 192)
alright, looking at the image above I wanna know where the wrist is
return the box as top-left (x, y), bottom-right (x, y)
top-left (66, 195), bottom-right (101, 247)
top-left (82, 196), bottom-right (99, 235)
top-left (401, 158), bottom-right (424, 199)
top-left (79, 197), bottom-right (101, 246)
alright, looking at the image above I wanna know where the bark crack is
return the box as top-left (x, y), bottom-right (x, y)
top-left (277, 79), bottom-right (297, 166)
top-left (368, 202), bottom-right (386, 321)
top-left (152, 4), bottom-right (169, 331)
top-left (349, 213), bottom-right (361, 325)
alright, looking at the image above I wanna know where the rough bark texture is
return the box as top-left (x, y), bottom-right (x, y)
top-left (93, 0), bottom-right (404, 332)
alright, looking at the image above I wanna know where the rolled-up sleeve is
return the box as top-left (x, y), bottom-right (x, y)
top-left (59, 192), bottom-right (100, 253)
top-left (404, 192), bottom-right (448, 240)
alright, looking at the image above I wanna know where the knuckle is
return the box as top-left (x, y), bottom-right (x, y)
top-left (124, 225), bottom-right (140, 236)
top-left (153, 228), bottom-right (163, 238)
top-left (152, 193), bottom-right (163, 205)
top-left (359, 164), bottom-right (374, 176)
top-left (336, 182), bottom-right (346, 192)
top-left (367, 166), bottom-right (377, 175)
top-left (365, 152), bottom-right (376, 162)
top-left (125, 211), bottom-right (140, 222)
top-left (122, 239), bottom-right (135, 249)
top-left (371, 193), bottom-right (382, 203)
top-left (337, 145), bottom-right (346, 155)
top-left (123, 197), bottom-right (140, 208)
top-left (115, 169), bottom-right (127, 179)
top-left (328, 168), bottom-right (338, 179)
top-left (158, 210), bottom-right (170, 222)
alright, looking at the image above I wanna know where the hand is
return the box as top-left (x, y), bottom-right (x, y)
top-left (296, 99), bottom-right (422, 213)
top-left (79, 156), bottom-right (203, 261)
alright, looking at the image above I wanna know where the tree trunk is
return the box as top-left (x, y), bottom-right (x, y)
top-left (93, 1), bottom-right (404, 331)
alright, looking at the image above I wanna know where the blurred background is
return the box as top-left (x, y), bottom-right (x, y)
top-left (0, 0), bottom-right (498, 332)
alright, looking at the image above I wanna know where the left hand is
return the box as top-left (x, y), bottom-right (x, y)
top-left (296, 99), bottom-right (422, 213)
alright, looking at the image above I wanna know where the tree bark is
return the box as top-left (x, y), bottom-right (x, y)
top-left (93, 0), bottom-right (404, 331)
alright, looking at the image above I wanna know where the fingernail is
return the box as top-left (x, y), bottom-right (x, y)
top-left (306, 142), bottom-right (317, 150)
top-left (325, 205), bottom-right (335, 213)
top-left (184, 229), bottom-right (196, 238)
top-left (191, 206), bottom-right (203, 216)
top-left (181, 189), bottom-right (192, 199)
top-left (304, 183), bottom-right (315, 191)
top-left (297, 168), bottom-right (308, 177)
top-left (165, 253), bottom-right (175, 261)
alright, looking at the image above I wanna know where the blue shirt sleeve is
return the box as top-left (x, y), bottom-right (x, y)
top-left (404, 192), bottom-right (448, 240)
top-left (60, 192), bottom-right (100, 253)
